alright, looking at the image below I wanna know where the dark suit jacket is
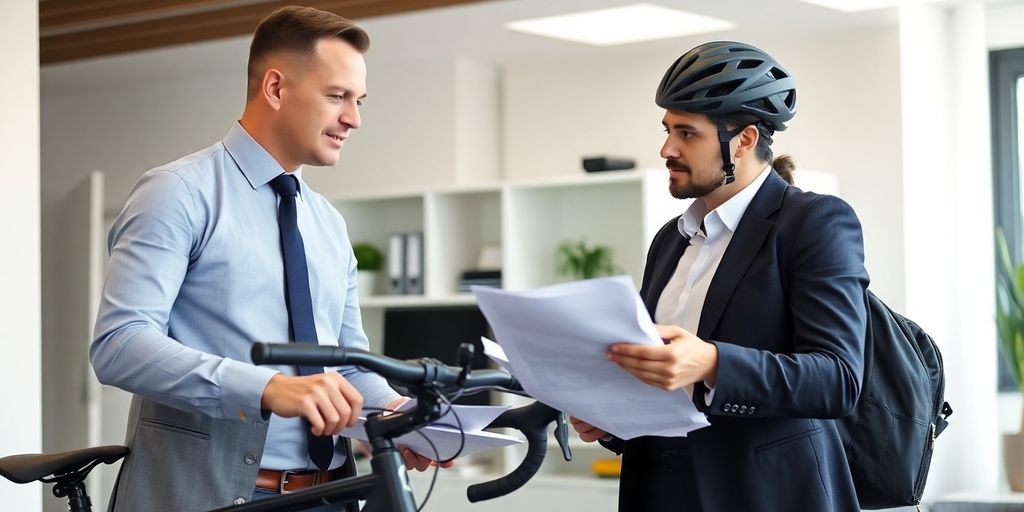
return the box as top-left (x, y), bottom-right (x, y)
top-left (603, 171), bottom-right (869, 512)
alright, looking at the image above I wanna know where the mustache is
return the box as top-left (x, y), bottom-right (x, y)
top-left (666, 160), bottom-right (690, 172)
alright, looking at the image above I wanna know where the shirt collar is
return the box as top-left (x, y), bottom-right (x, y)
top-left (222, 121), bottom-right (305, 193)
top-left (678, 165), bottom-right (773, 239)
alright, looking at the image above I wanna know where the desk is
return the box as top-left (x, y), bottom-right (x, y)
top-left (929, 491), bottom-right (1024, 512)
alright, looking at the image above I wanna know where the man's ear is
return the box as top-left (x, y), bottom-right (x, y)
top-left (262, 68), bottom-right (285, 111)
top-left (733, 124), bottom-right (760, 159)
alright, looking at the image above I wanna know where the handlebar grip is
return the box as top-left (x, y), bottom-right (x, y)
top-left (466, 427), bottom-right (546, 503)
top-left (466, 402), bottom-right (557, 503)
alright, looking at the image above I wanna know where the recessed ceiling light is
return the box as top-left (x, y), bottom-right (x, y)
top-left (795, 0), bottom-right (941, 13)
top-left (505, 3), bottom-right (735, 47)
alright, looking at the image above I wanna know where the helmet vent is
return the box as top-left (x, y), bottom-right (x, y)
top-left (680, 54), bottom-right (699, 71)
top-left (689, 62), bottom-right (727, 85)
top-left (783, 90), bottom-right (796, 107)
top-left (708, 79), bottom-right (744, 98)
top-left (769, 67), bottom-right (787, 80)
top-left (737, 59), bottom-right (761, 70)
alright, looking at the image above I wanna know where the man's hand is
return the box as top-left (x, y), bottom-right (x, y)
top-left (383, 397), bottom-right (456, 472)
top-left (569, 416), bottom-right (609, 443)
top-left (260, 373), bottom-right (363, 436)
top-left (607, 324), bottom-right (718, 391)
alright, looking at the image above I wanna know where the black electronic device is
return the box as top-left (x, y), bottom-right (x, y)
top-left (582, 156), bottom-right (636, 173)
top-left (383, 306), bottom-right (494, 406)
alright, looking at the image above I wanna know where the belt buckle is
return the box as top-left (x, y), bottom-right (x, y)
top-left (278, 470), bottom-right (291, 494)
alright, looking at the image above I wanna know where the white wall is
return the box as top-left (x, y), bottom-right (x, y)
top-left (899, 2), bottom-right (1000, 497)
top-left (502, 26), bottom-right (907, 310)
top-left (0, 0), bottom-right (42, 510)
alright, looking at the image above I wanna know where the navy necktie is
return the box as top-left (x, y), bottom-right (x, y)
top-left (270, 173), bottom-right (335, 472)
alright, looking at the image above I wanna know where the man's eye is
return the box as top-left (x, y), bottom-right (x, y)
top-left (329, 94), bottom-right (344, 101)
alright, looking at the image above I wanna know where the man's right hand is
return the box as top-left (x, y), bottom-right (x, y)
top-left (260, 373), bottom-right (364, 436)
top-left (569, 416), bottom-right (609, 443)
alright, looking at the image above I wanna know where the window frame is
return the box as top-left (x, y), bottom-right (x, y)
top-left (990, 47), bottom-right (1024, 392)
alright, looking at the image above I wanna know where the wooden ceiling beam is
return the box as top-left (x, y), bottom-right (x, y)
top-left (41, 0), bottom-right (489, 65)
top-left (40, 0), bottom-right (254, 35)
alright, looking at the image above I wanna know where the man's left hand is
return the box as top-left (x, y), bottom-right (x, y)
top-left (383, 397), bottom-right (457, 472)
top-left (607, 324), bottom-right (718, 391)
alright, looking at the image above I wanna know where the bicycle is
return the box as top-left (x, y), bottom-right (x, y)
top-left (0, 341), bottom-right (573, 512)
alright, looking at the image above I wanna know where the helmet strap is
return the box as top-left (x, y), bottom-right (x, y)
top-left (717, 127), bottom-right (745, 185)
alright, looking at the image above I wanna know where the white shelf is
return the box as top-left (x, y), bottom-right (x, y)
top-left (332, 169), bottom-right (682, 486)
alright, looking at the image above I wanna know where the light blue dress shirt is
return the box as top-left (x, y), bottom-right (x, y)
top-left (91, 122), bottom-right (399, 471)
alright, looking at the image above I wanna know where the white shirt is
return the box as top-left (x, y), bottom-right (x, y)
top-left (654, 166), bottom-right (773, 402)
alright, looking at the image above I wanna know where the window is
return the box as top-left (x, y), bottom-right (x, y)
top-left (991, 48), bottom-right (1024, 391)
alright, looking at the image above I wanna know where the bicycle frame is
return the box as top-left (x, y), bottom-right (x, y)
top-left (2, 344), bottom-right (568, 512)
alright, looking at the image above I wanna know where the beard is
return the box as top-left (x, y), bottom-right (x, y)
top-left (667, 160), bottom-right (725, 199)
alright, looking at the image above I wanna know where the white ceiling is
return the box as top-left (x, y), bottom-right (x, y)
top-left (40, 0), bottom-right (977, 97)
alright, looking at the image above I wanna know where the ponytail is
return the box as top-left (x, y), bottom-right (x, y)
top-left (773, 154), bottom-right (795, 185)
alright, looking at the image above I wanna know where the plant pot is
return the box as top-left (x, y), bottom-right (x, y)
top-left (1004, 432), bottom-right (1024, 491)
top-left (357, 271), bottom-right (378, 297)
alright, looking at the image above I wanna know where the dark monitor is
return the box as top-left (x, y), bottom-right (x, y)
top-left (382, 306), bottom-right (494, 406)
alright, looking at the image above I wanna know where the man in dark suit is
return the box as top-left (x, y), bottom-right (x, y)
top-left (571, 41), bottom-right (869, 511)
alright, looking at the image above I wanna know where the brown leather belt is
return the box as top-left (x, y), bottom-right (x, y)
top-left (255, 468), bottom-right (340, 494)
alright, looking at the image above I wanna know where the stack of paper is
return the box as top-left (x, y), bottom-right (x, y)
top-left (473, 276), bottom-right (710, 440)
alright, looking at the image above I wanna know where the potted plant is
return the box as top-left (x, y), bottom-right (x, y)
top-left (995, 229), bottom-right (1024, 490)
top-left (555, 239), bottom-right (618, 280)
top-left (352, 242), bottom-right (384, 296)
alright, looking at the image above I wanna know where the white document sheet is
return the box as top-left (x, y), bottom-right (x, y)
top-left (342, 404), bottom-right (522, 460)
top-left (473, 275), bottom-right (710, 440)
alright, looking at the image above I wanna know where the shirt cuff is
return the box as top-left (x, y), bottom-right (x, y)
top-left (703, 381), bottom-right (716, 406)
top-left (220, 358), bottom-right (279, 423)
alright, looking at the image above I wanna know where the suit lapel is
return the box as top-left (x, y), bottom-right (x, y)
top-left (696, 172), bottom-right (787, 340)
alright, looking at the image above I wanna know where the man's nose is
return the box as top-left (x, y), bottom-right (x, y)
top-left (341, 105), bottom-right (361, 130)
top-left (660, 139), bottom-right (678, 159)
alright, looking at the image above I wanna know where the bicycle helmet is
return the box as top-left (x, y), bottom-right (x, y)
top-left (656, 41), bottom-right (796, 183)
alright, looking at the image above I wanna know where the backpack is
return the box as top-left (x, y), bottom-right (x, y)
top-left (837, 290), bottom-right (953, 509)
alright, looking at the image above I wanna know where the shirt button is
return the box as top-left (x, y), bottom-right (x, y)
top-left (243, 452), bottom-right (256, 465)
top-left (233, 497), bottom-right (246, 505)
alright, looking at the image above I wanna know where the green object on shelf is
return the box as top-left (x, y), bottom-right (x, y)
top-left (555, 239), bottom-right (617, 280)
top-left (352, 242), bottom-right (384, 272)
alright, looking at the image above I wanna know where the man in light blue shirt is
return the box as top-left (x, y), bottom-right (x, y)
top-left (91, 7), bottom-right (440, 511)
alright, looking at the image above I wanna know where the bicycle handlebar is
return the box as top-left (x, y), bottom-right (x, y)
top-left (250, 342), bottom-right (559, 503)
top-left (251, 342), bottom-right (520, 392)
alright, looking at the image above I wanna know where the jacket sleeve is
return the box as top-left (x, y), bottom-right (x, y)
top-left (694, 195), bottom-right (868, 419)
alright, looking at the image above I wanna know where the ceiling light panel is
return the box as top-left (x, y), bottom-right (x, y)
top-left (505, 3), bottom-right (735, 46)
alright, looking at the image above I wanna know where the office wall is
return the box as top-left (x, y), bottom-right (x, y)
top-left (0, 0), bottom-right (42, 510)
top-left (502, 27), bottom-right (907, 310)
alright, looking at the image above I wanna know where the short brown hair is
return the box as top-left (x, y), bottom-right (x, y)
top-left (247, 6), bottom-right (369, 99)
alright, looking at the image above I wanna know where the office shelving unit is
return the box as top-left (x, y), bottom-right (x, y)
top-left (332, 169), bottom-right (689, 491)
